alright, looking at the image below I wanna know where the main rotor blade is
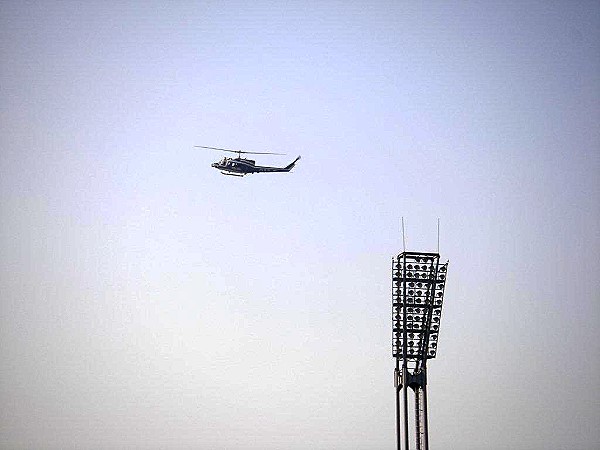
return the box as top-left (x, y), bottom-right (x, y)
top-left (194, 145), bottom-right (285, 155)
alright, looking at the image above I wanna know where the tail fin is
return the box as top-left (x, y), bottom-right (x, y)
top-left (285, 156), bottom-right (301, 171)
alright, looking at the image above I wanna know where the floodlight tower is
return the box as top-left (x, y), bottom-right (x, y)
top-left (392, 251), bottom-right (448, 450)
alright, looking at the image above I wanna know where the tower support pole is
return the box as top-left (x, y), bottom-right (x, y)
top-left (422, 384), bottom-right (429, 450)
top-left (395, 366), bottom-right (401, 450)
top-left (415, 386), bottom-right (422, 450)
top-left (402, 368), bottom-right (409, 449)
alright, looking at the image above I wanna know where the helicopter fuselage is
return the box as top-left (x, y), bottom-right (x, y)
top-left (211, 156), bottom-right (300, 176)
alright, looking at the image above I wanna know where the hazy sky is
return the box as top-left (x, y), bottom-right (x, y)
top-left (1, 1), bottom-right (599, 449)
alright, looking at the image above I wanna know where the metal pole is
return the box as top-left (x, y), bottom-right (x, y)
top-left (415, 387), bottom-right (422, 450)
top-left (422, 382), bottom-right (429, 450)
top-left (402, 366), bottom-right (409, 450)
top-left (395, 364), bottom-right (401, 450)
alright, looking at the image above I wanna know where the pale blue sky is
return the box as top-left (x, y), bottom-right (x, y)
top-left (1, 1), bottom-right (599, 449)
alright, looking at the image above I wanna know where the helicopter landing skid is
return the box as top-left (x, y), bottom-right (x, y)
top-left (221, 171), bottom-right (245, 177)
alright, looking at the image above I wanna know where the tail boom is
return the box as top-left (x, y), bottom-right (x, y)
top-left (255, 156), bottom-right (301, 173)
top-left (284, 156), bottom-right (301, 171)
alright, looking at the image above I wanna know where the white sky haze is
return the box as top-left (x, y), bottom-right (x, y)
top-left (1, 1), bottom-right (599, 449)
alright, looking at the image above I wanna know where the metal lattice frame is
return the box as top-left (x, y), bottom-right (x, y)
top-left (392, 251), bottom-right (448, 450)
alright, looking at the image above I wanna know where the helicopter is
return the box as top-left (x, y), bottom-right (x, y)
top-left (195, 145), bottom-right (301, 177)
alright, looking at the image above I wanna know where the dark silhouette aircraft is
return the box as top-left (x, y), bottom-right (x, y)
top-left (195, 145), bottom-right (300, 177)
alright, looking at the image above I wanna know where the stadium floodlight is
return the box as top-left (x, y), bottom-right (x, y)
top-left (392, 251), bottom-right (448, 450)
